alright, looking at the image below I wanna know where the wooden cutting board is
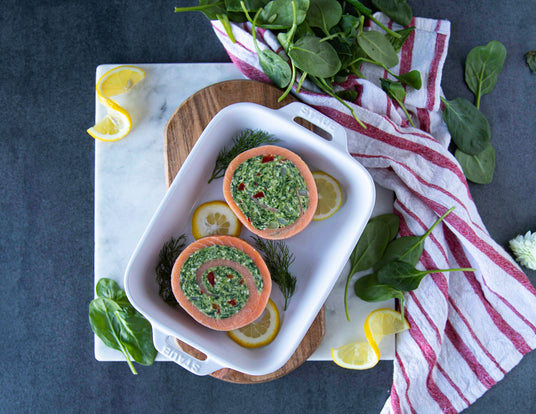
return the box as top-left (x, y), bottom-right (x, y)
top-left (163, 79), bottom-right (325, 384)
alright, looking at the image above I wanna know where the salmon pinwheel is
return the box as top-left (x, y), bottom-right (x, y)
top-left (171, 235), bottom-right (271, 331)
top-left (223, 145), bottom-right (318, 240)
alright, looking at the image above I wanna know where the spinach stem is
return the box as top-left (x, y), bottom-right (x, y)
top-left (420, 206), bottom-right (455, 242)
top-left (312, 76), bottom-right (367, 129)
top-left (278, 61), bottom-right (296, 102)
top-left (277, 1), bottom-right (298, 102)
top-left (174, 2), bottom-right (224, 12)
top-left (475, 66), bottom-right (484, 109)
top-left (344, 247), bottom-right (370, 321)
top-left (296, 71), bottom-right (307, 93)
top-left (392, 95), bottom-right (415, 127)
top-left (106, 311), bottom-right (138, 375)
top-left (398, 206), bottom-right (455, 262)
top-left (426, 268), bottom-right (476, 274)
top-left (347, 0), bottom-right (401, 38)
top-left (343, 271), bottom-right (353, 321)
top-left (216, 14), bottom-right (236, 43)
top-left (284, 1), bottom-right (298, 52)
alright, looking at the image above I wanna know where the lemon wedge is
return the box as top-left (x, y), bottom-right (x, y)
top-left (191, 200), bottom-right (242, 240)
top-left (227, 299), bottom-right (280, 348)
top-left (312, 171), bottom-right (343, 221)
top-left (88, 65), bottom-right (145, 142)
top-left (364, 308), bottom-right (410, 348)
top-left (331, 308), bottom-right (409, 370)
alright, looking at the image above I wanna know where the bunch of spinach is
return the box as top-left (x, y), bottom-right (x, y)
top-left (89, 278), bottom-right (157, 374)
top-left (176, 0), bottom-right (421, 128)
top-left (347, 208), bottom-right (474, 320)
top-left (442, 40), bottom-right (506, 184)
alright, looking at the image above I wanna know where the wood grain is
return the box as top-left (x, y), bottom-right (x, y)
top-left (163, 80), bottom-right (325, 384)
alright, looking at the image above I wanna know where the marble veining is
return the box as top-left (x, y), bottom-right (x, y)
top-left (94, 63), bottom-right (395, 364)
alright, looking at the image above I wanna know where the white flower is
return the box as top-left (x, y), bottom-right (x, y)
top-left (509, 231), bottom-right (536, 270)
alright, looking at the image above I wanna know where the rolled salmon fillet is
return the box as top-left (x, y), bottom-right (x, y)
top-left (171, 235), bottom-right (271, 331)
top-left (223, 145), bottom-right (318, 240)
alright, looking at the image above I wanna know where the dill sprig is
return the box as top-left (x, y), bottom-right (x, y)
top-left (252, 236), bottom-right (297, 311)
top-left (208, 129), bottom-right (280, 183)
top-left (155, 235), bottom-right (187, 307)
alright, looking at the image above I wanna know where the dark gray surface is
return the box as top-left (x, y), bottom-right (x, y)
top-left (1, 1), bottom-right (535, 413)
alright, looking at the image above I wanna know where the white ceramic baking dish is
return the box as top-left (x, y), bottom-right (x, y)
top-left (124, 102), bottom-right (375, 376)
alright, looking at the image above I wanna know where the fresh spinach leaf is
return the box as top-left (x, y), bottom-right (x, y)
top-left (368, 213), bottom-right (400, 241)
top-left (354, 273), bottom-right (405, 315)
top-left (89, 279), bottom-right (157, 374)
top-left (371, 0), bottom-right (412, 26)
top-left (354, 273), bottom-right (404, 302)
top-left (388, 26), bottom-right (415, 52)
top-left (305, 0), bottom-right (342, 35)
top-left (441, 97), bottom-right (491, 155)
top-left (258, 0), bottom-right (309, 29)
top-left (277, 31), bottom-right (293, 53)
top-left (248, 8), bottom-right (293, 88)
top-left (526, 50), bottom-right (536, 73)
top-left (377, 261), bottom-right (474, 291)
top-left (114, 307), bottom-right (157, 366)
top-left (344, 218), bottom-right (394, 320)
top-left (349, 220), bottom-right (393, 273)
top-left (350, 207), bottom-right (472, 320)
top-left (455, 143), bottom-right (495, 184)
top-left (96, 278), bottom-right (130, 308)
top-left (381, 78), bottom-right (405, 101)
top-left (397, 70), bottom-right (422, 90)
top-left (374, 206), bottom-right (454, 271)
top-left (358, 30), bottom-right (399, 68)
top-left (89, 298), bottom-right (139, 374)
top-left (259, 49), bottom-right (293, 88)
top-left (288, 34), bottom-right (342, 77)
top-left (380, 78), bottom-right (415, 126)
top-left (338, 14), bottom-right (361, 38)
top-left (374, 235), bottom-right (424, 270)
top-left (336, 89), bottom-right (358, 102)
top-left (465, 40), bottom-right (506, 109)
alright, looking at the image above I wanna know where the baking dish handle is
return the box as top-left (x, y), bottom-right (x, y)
top-left (153, 328), bottom-right (224, 376)
top-left (278, 102), bottom-right (349, 152)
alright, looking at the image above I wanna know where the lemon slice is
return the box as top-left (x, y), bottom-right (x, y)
top-left (331, 341), bottom-right (379, 370)
top-left (331, 309), bottom-right (409, 370)
top-left (312, 171), bottom-right (343, 221)
top-left (227, 299), bottom-right (280, 348)
top-left (88, 65), bottom-right (145, 142)
top-left (191, 200), bottom-right (242, 240)
top-left (96, 65), bottom-right (145, 98)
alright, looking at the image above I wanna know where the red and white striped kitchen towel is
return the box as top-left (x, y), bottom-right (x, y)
top-left (211, 13), bottom-right (536, 414)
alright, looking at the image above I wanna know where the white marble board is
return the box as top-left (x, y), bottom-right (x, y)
top-left (93, 63), bottom-right (395, 364)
